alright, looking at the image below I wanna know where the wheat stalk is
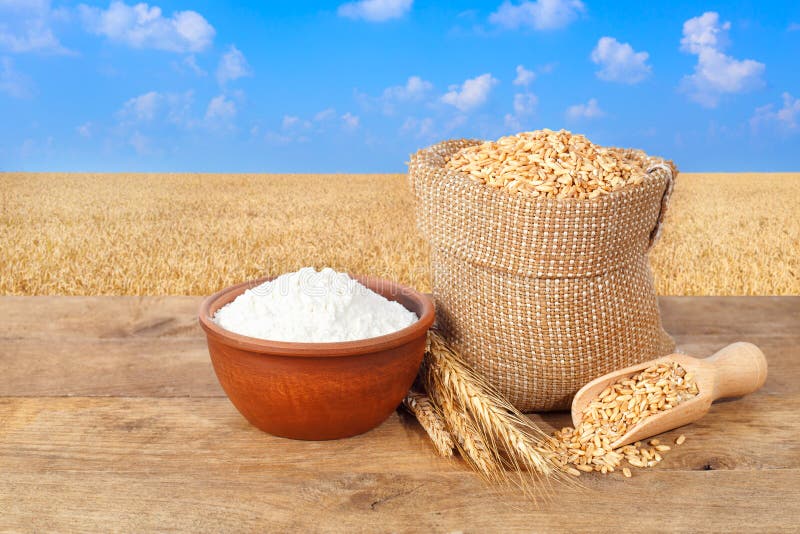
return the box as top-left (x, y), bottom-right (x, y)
top-left (424, 377), bottom-right (503, 481)
top-left (402, 390), bottom-right (455, 458)
top-left (417, 329), bottom-right (566, 497)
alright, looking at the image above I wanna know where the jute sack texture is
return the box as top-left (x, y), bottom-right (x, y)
top-left (408, 139), bottom-right (676, 412)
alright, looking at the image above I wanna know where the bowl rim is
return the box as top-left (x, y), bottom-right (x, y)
top-left (198, 273), bottom-right (435, 357)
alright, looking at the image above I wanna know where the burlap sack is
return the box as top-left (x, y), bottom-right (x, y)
top-left (409, 139), bottom-right (676, 412)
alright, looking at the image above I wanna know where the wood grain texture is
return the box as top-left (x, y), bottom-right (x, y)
top-left (2, 397), bottom-right (799, 532)
top-left (3, 296), bottom-right (797, 340)
top-left (1, 296), bottom-right (798, 532)
top-left (3, 468), bottom-right (797, 533)
top-left (2, 466), bottom-right (798, 532)
top-left (659, 296), bottom-right (800, 337)
top-left (1, 296), bottom-right (797, 399)
top-left (0, 338), bottom-right (220, 397)
top-left (3, 336), bottom-right (794, 398)
top-left (1, 396), bottom-right (797, 475)
top-left (0, 295), bottom-right (201, 340)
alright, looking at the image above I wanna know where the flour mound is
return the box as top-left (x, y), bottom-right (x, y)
top-left (213, 267), bottom-right (418, 342)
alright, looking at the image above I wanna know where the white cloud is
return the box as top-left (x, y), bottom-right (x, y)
top-left (264, 131), bottom-right (294, 145)
top-left (216, 45), bottom-right (251, 86)
top-left (401, 116), bottom-right (435, 139)
top-left (0, 22), bottom-right (65, 54)
top-left (118, 91), bottom-right (162, 121)
top-left (280, 114), bottom-right (313, 131)
top-left (164, 91), bottom-right (194, 125)
top-left (504, 114), bottom-right (521, 130)
top-left (0, 56), bottom-right (35, 98)
top-left (401, 114), bottom-right (468, 140)
top-left (281, 115), bottom-right (299, 129)
top-left (0, 0), bottom-right (70, 54)
top-left (129, 130), bottom-right (150, 154)
top-left (375, 75), bottom-right (433, 114)
top-left (513, 92), bottom-right (537, 115)
top-left (539, 62), bottom-right (557, 74)
top-left (183, 54), bottom-right (206, 76)
top-left (441, 73), bottom-right (498, 112)
top-left (79, 1), bottom-right (215, 53)
top-left (682, 49), bottom-right (765, 107)
top-left (356, 75), bottom-right (434, 115)
top-left (679, 12), bottom-right (765, 108)
top-left (774, 94), bottom-right (800, 129)
top-left (341, 112), bottom-right (360, 130)
top-left (504, 91), bottom-right (537, 130)
top-left (513, 64), bottom-right (535, 86)
top-left (76, 122), bottom-right (92, 138)
top-left (264, 113), bottom-right (316, 145)
top-left (680, 12), bottom-right (729, 54)
top-left (269, 108), bottom-right (355, 143)
top-left (751, 92), bottom-right (800, 132)
top-left (445, 114), bottom-right (467, 131)
top-left (205, 94), bottom-right (236, 121)
top-left (338, 0), bottom-right (412, 22)
top-left (382, 75), bottom-right (432, 101)
top-left (314, 108), bottom-right (337, 121)
top-left (489, 0), bottom-right (585, 31)
top-left (591, 36), bottom-right (651, 84)
top-left (565, 97), bottom-right (604, 120)
top-left (116, 90), bottom-right (194, 126)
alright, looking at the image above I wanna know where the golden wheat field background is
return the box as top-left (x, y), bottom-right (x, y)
top-left (1, 172), bottom-right (797, 296)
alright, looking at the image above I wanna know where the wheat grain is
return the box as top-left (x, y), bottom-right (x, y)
top-left (544, 359), bottom-right (699, 477)
top-left (445, 129), bottom-right (666, 199)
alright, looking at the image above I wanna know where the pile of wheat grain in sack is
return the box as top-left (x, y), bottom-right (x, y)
top-left (408, 129), bottom-right (677, 412)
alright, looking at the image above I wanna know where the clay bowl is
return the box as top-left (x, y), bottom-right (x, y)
top-left (198, 275), bottom-right (435, 440)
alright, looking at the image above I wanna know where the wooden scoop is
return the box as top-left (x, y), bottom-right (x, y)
top-left (571, 342), bottom-right (768, 449)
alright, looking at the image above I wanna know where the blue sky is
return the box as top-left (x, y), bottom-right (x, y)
top-left (1, 0), bottom-right (798, 172)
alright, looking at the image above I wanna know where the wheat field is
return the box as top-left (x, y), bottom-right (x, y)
top-left (1, 172), bottom-right (797, 296)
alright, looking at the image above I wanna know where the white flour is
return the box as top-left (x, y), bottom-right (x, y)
top-left (212, 267), bottom-right (418, 342)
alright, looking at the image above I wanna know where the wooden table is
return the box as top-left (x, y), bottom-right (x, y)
top-left (1, 296), bottom-right (798, 532)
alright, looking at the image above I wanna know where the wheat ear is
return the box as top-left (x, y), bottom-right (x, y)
top-left (421, 329), bottom-right (567, 496)
top-left (425, 331), bottom-right (554, 474)
top-left (425, 378), bottom-right (504, 480)
top-left (402, 390), bottom-right (455, 457)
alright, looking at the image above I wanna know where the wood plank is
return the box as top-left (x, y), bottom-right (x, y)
top-left (0, 338), bottom-right (221, 397)
top-left (2, 296), bottom-right (798, 398)
top-left (1, 397), bottom-right (797, 476)
top-left (0, 296), bottom-right (201, 340)
top-left (0, 295), bottom-right (797, 531)
top-left (2, 335), bottom-right (796, 397)
top-left (659, 296), bottom-right (800, 337)
top-left (2, 296), bottom-right (798, 340)
top-left (0, 398), bottom-right (448, 476)
top-left (1, 397), bottom-right (798, 532)
top-left (2, 470), bottom-right (798, 533)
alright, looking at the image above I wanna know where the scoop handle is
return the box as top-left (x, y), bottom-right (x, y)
top-left (707, 342), bottom-right (768, 401)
